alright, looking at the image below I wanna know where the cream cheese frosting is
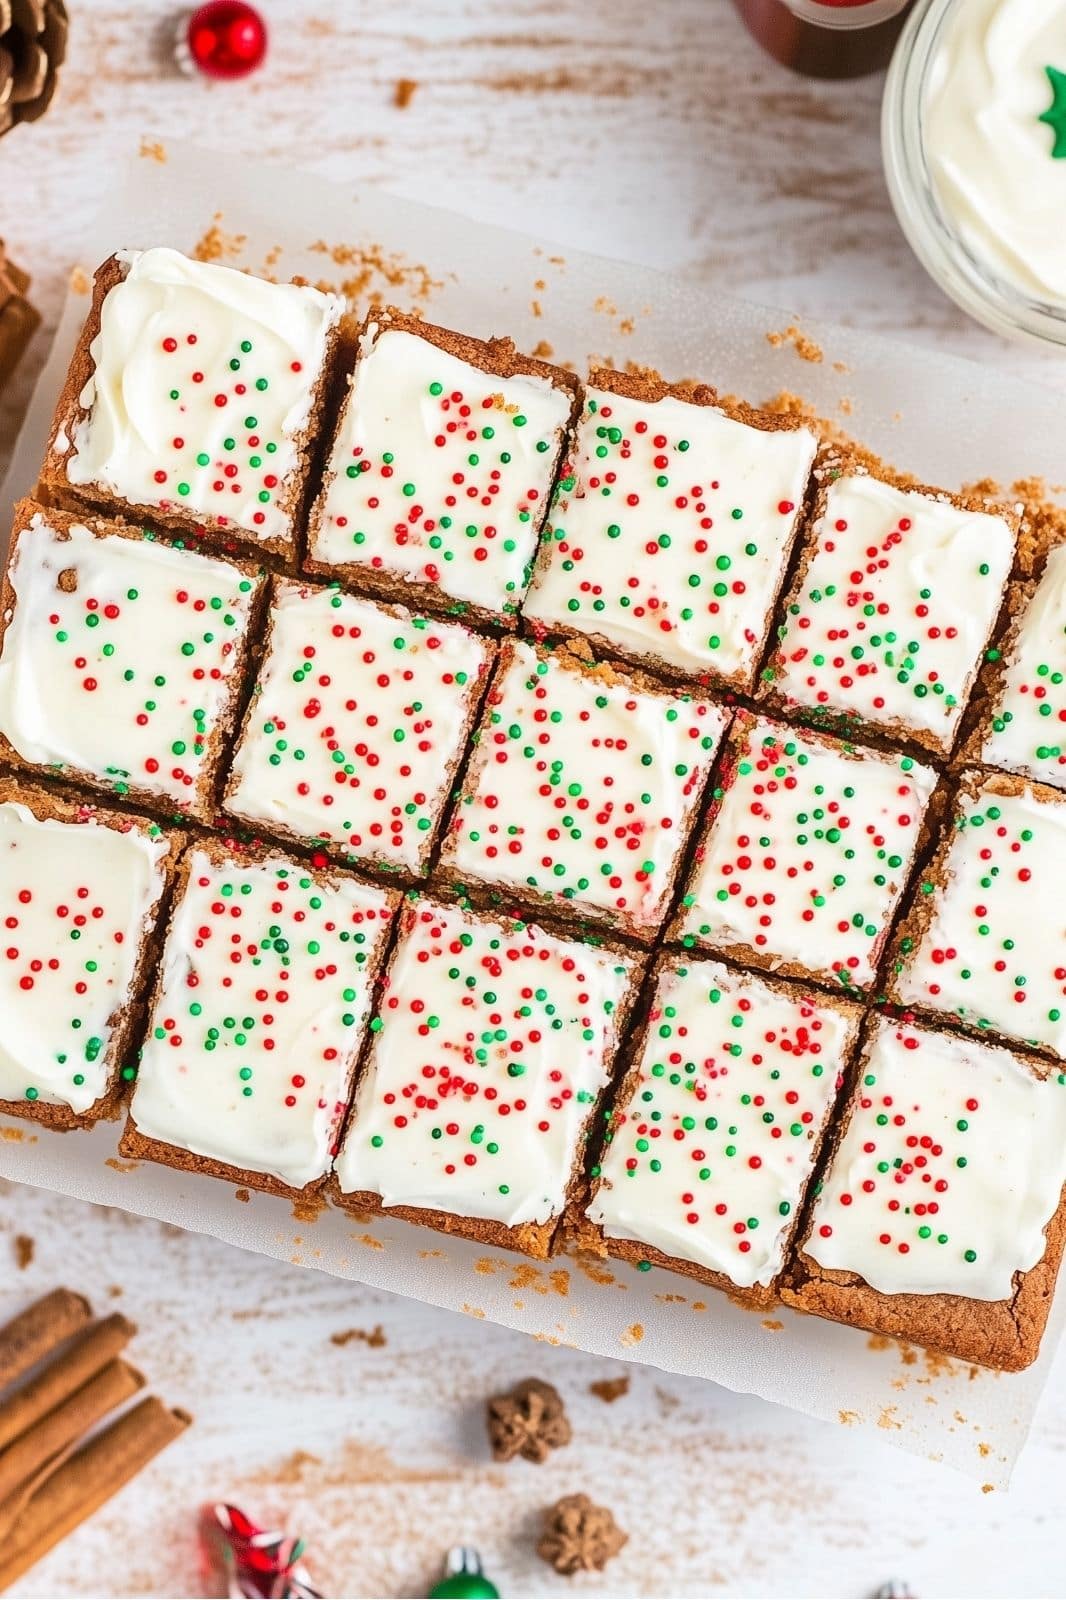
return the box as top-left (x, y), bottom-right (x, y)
top-left (524, 386), bottom-right (816, 684)
top-left (336, 899), bottom-right (636, 1227)
top-left (924, 0), bottom-right (1066, 304)
top-left (807, 1018), bottom-right (1066, 1300)
top-left (310, 323), bottom-right (572, 617)
top-left (0, 802), bottom-right (169, 1115)
top-left (129, 848), bottom-right (394, 1189)
top-left (61, 247), bottom-right (343, 546)
top-left (589, 958), bottom-right (857, 1289)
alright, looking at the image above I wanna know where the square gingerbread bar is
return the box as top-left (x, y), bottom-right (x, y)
top-left (0, 500), bottom-right (266, 823)
top-left (0, 779), bottom-right (181, 1129)
top-left (439, 639), bottom-right (730, 941)
top-left (121, 839), bottom-right (397, 1198)
top-left (305, 306), bottom-right (579, 628)
top-left (671, 710), bottom-right (939, 993)
top-left (41, 247), bottom-right (345, 564)
top-left (523, 368), bottom-right (817, 692)
top-left (784, 1016), bottom-right (1066, 1371)
top-left (762, 454), bottom-right (1017, 757)
top-left (570, 954), bottom-right (861, 1307)
top-left (333, 896), bottom-right (642, 1259)
top-left (886, 770), bottom-right (1066, 1059)
top-left (224, 578), bottom-right (494, 877)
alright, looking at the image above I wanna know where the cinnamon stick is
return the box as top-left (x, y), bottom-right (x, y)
top-left (0, 1396), bottom-right (191, 1589)
top-left (0, 1357), bottom-right (143, 1504)
top-left (0, 1313), bottom-right (135, 1452)
top-left (0, 1290), bottom-right (91, 1389)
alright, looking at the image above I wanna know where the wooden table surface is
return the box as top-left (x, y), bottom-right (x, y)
top-left (2, 3), bottom-right (1065, 1595)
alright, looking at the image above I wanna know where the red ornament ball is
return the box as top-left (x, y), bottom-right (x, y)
top-left (183, 1), bottom-right (267, 80)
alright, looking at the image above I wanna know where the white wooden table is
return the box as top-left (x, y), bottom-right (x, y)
top-left (2, 3), bottom-right (1065, 1594)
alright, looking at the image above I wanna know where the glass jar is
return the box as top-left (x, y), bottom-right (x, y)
top-left (883, 0), bottom-right (1066, 347)
top-left (734, 0), bottom-right (914, 79)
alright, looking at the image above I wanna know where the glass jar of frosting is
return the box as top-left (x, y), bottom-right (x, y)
top-left (734, 1), bottom-right (914, 79)
top-left (883, 0), bottom-right (1066, 346)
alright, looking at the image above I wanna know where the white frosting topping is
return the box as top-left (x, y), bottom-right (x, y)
top-left (310, 324), bottom-right (572, 616)
top-left (678, 715), bottom-right (936, 989)
top-left (226, 582), bottom-right (490, 872)
top-left (924, 0), bottom-right (1066, 304)
top-left (981, 546), bottom-right (1066, 789)
top-left (0, 801), bottom-right (169, 1115)
top-left (772, 473), bottom-right (1014, 749)
top-left (130, 848), bottom-right (393, 1189)
top-left (897, 781), bottom-right (1066, 1056)
top-left (524, 386), bottom-right (815, 683)
top-left (807, 1018), bottom-right (1066, 1301)
top-left (63, 247), bottom-right (343, 546)
top-left (589, 958), bottom-right (856, 1289)
top-left (447, 641), bottom-right (729, 932)
top-left (0, 512), bottom-right (260, 813)
top-left (335, 899), bottom-right (635, 1226)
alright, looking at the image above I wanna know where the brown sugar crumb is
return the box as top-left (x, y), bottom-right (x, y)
top-left (139, 139), bottom-right (167, 163)
top-left (766, 323), bottom-right (824, 364)
top-left (68, 266), bottom-right (90, 296)
top-left (488, 1377), bottom-right (572, 1463)
top-left (538, 1494), bottom-right (627, 1575)
top-left (105, 1158), bottom-right (139, 1173)
top-left (589, 1375), bottom-right (629, 1404)
top-left (330, 1324), bottom-right (386, 1349)
top-left (192, 214), bottom-right (248, 264)
top-left (621, 1322), bottom-right (644, 1347)
top-left (394, 77), bottom-right (418, 108)
top-left (13, 1234), bottom-right (34, 1269)
top-left (306, 238), bottom-right (443, 307)
top-left (531, 299), bottom-right (543, 318)
top-left (531, 339), bottom-right (555, 359)
top-left (762, 1318), bottom-right (784, 1332)
top-left (234, 1188), bottom-right (250, 1203)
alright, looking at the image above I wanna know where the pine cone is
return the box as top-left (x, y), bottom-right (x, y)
top-left (0, 239), bottom-right (40, 389)
top-left (0, 0), bottom-right (68, 138)
top-left (487, 1377), bottom-right (571, 1464)
top-left (537, 1494), bottom-right (627, 1576)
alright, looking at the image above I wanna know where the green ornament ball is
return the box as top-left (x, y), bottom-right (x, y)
top-left (429, 1575), bottom-right (500, 1600)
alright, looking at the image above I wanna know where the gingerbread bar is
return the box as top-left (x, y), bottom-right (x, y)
top-left (439, 639), bottom-right (730, 940)
top-left (672, 711), bottom-right (938, 992)
top-left (964, 543), bottom-right (1066, 789)
top-left (333, 897), bottom-right (641, 1258)
top-left (41, 248), bottom-right (345, 563)
top-left (305, 306), bottom-right (579, 627)
top-left (223, 578), bottom-right (493, 876)
top-left (121, 839), bottom-right (397, 1196)
top-left (784, 1016), bottom-right (1066, 1370)
top-left (887, 770), bottom-right (1066, 1058)
top-left (0, 779), bottom-right (180, 1129)
top-left (572, 955), bottom-right (860, 1304)
top-left (523, 368), bottom-right (816, 691)
top-left (0, 501), bottom-right (266, 823)
top-left (762, 454), bottom-right (1017, 756)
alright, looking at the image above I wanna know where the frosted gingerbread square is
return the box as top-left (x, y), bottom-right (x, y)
top-left (962, 544), bottom-right (1066, 790)
top-left (42, 248), bottom-right (345, 563)
top-left (0, 501), bottom-right (265, 823)
top-left (0, 779), bottom-right (180, 1129)
top-left (439, 640), bottom-right (730, 940)
top-left (784, 1017), bottom-right (1066, 1371)
top-left (763, 458), bottom-right (1017, 756)
top-left (887, 771), bottom-right (1066, 1058)
top-left (333, 897), bottom-right (641, 1258)
top-left (523, 369), bottom-right (816, 691)
top-left (224, 579), bottom-right (493, 875)
top-left (122, 840), bottom-right (397, 1196)
top-left (672, 711), bottom-right (938, 992)
top-left (305, 307), bottom-right (579, 626)
top-left (571, 956), bottom-right (860, 1304)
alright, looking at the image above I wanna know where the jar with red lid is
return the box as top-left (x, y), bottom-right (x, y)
top-left (734, 0), bottom-right (915, 78)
